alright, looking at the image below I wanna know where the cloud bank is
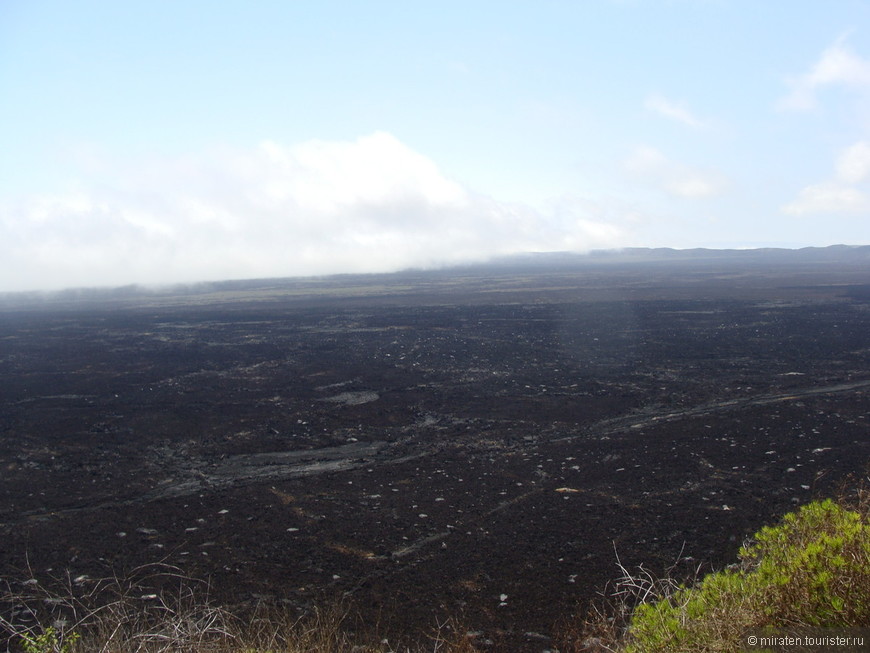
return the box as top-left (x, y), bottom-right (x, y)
top-left (0, 132), bottom-right (623, 292)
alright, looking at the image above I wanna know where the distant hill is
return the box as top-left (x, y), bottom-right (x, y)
top-left (478, 244), bottom-right (870, 269)
top-left (2, 245), bottom-right (868, 309)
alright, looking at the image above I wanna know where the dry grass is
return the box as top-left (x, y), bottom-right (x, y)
top-left (555, 544), bottom-right (703, 652)
top-left (0, 563), bottom-right (478, 653)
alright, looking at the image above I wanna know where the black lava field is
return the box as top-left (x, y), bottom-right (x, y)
top-left (2, 248), bottom-right (869, 649)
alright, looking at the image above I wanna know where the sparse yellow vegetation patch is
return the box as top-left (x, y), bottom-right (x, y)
top-left (326, 542), bottom-right (380, 560)
top-left (268, 487), bottom-right (296, 505)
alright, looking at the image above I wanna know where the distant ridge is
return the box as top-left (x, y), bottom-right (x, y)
top-left (482, 244), bottom-right (870, 268)
top-left (2, 245), bottom-right (868, 306)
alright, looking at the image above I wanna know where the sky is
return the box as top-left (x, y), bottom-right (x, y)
top-left (2, 0), bottom-right (870, 292)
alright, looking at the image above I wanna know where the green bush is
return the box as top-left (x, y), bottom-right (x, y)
top-left (19, 627), bottom-right (80, 653)
top-left (623, 498), bottom-right (870, 653)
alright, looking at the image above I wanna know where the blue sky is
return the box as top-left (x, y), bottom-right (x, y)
top-left (2, 0), bottom-right (870, 291)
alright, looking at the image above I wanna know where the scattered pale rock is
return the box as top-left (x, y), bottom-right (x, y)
top-left (322, 391), bottom-right (379, 406)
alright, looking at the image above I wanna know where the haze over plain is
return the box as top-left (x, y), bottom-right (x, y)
top-left (2, 0), bottom-right (870, 292)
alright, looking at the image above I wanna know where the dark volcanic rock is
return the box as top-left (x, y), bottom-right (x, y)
top-left (1, 253), bottom-right (869, 650)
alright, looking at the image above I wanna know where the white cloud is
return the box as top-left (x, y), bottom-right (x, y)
top-left (644, 94), bottom-right (706, 129)
top-left (0, 132), bottom-right (624, 292)
top-left (623, 145), bottom-right (726, 198)
top-left (782, 140), bottom-right (870, 215)
top-left (836, 141), bottom-right (870, 184)
top-left (778, 40), bottom-right (870, 111)
top-left (782, 181), bottom-right (870, 215)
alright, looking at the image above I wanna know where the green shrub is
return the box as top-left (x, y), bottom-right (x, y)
top-left (623, 498), bottom-right (870, 653)
top-left (19, 626), bottom-right (80, 653)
